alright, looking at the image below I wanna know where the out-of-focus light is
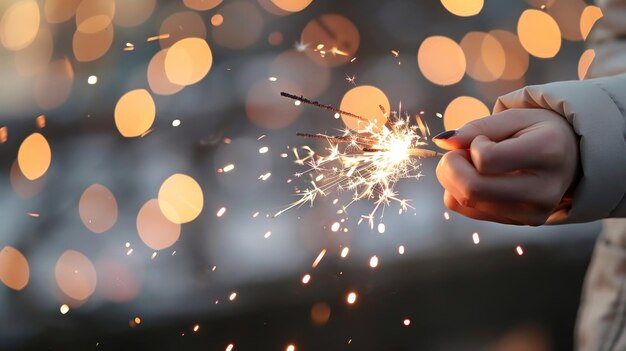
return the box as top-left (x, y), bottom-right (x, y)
top-left (0, 1), bottom-right (40, 51)
top-left (87, 75), bottom-right (98, 84)
top-left (158, 173), bottom-right (204, 224)
top-left (45, 0), bottom-right (81, 24)
top-left (398, 245), bottom-right (405, 255)
top-left (271, 0), bottom-right (312, 12)
top-left (210, 14), bottom-right (223, 26)
top-left (212, 1), bottom-right (263, 49)
top-left (183, 0), bottom-right (222, 11)
top-left (134, 317), bottom-right (142, 325)
top-left (440, 0), bottom-right (483, 17)
top-left (229, 292), bottom-right (237, 301)
top-left (346, 291), bottom-right (357, 304)
top-left (159, 11), bottom-right (206, 49)
top-left (147, 49), bottom-right (184, 95)
top-left (341, 247), bottom-right (349, 258)
top-left (418, 36), bottom-right (466, 86)
top-left (472, 233), bottom-right (480, 244)
top-left (403, 318), bottom-right (411, 326)
top-left (460, 32), bottom-right (505, 82)
top-left (331, 222), bottom-right (340, 232)
top-left (79, 184), bottom-right (118, 234)
top-left (165, 38), bottom-right (213, 86)
top-left (311, 302), bottom-right (331, 325)
top-left (516, 246), bottom-right (524, 256)
top-left (0, 246), bottom-right (30, 291)
top-left (17, 133), bottom-right (51, 180)
top-left (55, 250), bottom-right (97, 301)
top-left (578, 49), bottom-right (595, 80)
top-left (443, 96), bottom-right (489, 131)
top-left (60, 304), bottom-right (70, 314)
top-left (259, 146), bottom-right (269, 154)
top-left (369, 256), bottom-right (379, 268)
top-left (137, 199), bottom-right (181, 250)
top-left (580, 5), bottom-right (603, 40)
top-left (217, 207), bottom-right (227, 217)
top-left (488, 30), bottom-right (529, 81)
top-left (35, 115), bottom-right (46, 129)
top-left (340, 85), bottom-right (389, 131)
top-left (113, 0), bottom-right (156, 27)
top-left (302, 274), bottom-right (311, 284)
top-left (377, 223), bottom-right (386, 234)
top-left (268, 31), bottom-right (283, 45)
top-left (444, 212), bottom-right (450, 220)
top-left (172, 119), bottom-right (181, 127)
top-left (114, 89), bottom-right (155, 137)
top-left (286, 345), bottom-right (296, 351)
top-left (517, 9), bottom-right (561, 58)
top-left (301, 14), bottom-right (360, 67)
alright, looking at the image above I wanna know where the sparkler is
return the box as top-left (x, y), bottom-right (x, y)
top-left (275, 92), bottom-right (443, 228)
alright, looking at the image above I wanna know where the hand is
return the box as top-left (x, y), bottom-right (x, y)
top-left (433, 108), bottom-right (580, 226)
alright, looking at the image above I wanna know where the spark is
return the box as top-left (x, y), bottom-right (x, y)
top-left (229, 292), bottom-right (237, 301)
top-left (436, 112), bottom-right (443, 118)
top-left (259, 172), bottom-right (271, 181)
top-left (286, 345), bottom-right (296, 351)
top-left (331, 222), bottom-right (340, 232)
top-left (264, 231), bottom-right (271, 239)
top-left (220, 164), bottom-right (235, 173)
top-left (147, 33), bottom-right (170, 42)
top-left (257, 135), bottom-right (266, 140)
top-left (340, 247), bottom-right (349, 258)
top-left (369, 255), bottom-right (379, 268)
top-left (377, 223), bottom-right (386, 234)
top-left (301, 274), bottom-right (311, 284)
top-left (346, 291), bottom-right (357, 304)
top-left (193, 324), bottom-right (200, 332)
top-left (403, 318), bottom-right (411, 326)
top-left (280, 153), bottom-right (288, 158)
top-left (217, 207), bottom-right (226, 217)
top-left (294, 40), bottom-right (309, 52)
top-left (398, 245), bottom-right (405, 255)
top-left (391, 49), bottom-right (400, 57)
top-left (275, 93), bottom-right (442, 226)
top-left (444, 212), bottom-right (450, 220)
top-left (87, 75), bottom-right (98, 85)
top-left (125, 242), bottom-right (130, 248)
top-left (226, 344), bottom-right (234, 351)
top-left (253, 212), bottom-right (259, 218)
top-left (27, 213), bottom-right (39, 217)
top-left (123, 42), bottom-right (135, 51)
top-left (472, 233), bottom-right (480, 244)
top-left (312, 249), bottom-right (326, 268)
top-left (126, 248), bottom-right (133, 256)
top-left (268, 77), bottom-right (277, 82)
top-left (60, 304), bottom-right (70, 314)
top-left (516, 245), bottom-right (524, 256)
top-left (345, 73), bottom-right (357, 86)
top-left (172, 119), bottom-right (181, 127)
top-left (259, 146), bottom-right (269, 154)
top-left (151, 252), bottom-right (157, 259)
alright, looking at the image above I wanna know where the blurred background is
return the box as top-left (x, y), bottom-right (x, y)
top-left (0, 0), bottom-right (605, 350)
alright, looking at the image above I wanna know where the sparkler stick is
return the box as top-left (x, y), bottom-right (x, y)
top-left (280, 92), bottom-right (367, 121)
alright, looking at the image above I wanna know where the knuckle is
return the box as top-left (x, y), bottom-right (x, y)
top-left (474, 147), bottom-right (496, 173)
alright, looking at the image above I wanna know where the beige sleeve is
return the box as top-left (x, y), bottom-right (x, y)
top-left (493, 75), bottom-right (626, 223)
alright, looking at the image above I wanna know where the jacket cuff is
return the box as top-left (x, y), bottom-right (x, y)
top-left (493, 76), bottom-right (626, 223)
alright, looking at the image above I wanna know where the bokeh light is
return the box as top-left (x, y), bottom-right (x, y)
top-left (18, 133), bottom-right (51, 181)
top-left (488, 30), bottom-right (529, 81)
top-left (183, 0), bottom-right (223, 11)
top-left (159, 11), bottom-right (206, 49)
top-left (14, 27), bottom-right (53, 77)
top-left (270, 0), bottom-right (313, 13)
top-left (75, 0), bottom-right (115, 34)
top-left (44, 0), bottom-right (81, 24)
top-left (340, 85), bottom-right (390, 131)
top-left (517, 9), bottom-right (561, 58)
top-left (212, 1), bottom-right (263, 49)
top-left (440, 0), bottom-right (483, 17)
top-left (547, 0), bottom-right (586, 41)
top-left (33, 58), bottom-right (74, 110)
top-left (257, 0), bottom-right (291, 16)
top-left (578, 49), bottom-right (595, 80)
top-left (580, 5), bottom-right (603, 40)
top-left (10, 160), bottom-right (46, 199)
top-left (269, 50), bottom-right (331, 98)
top-left (444, 96), bottom-right (490, 130)
top-left (137, 199), bottom-right (181, 250)
top-left (55, 250), bottom-right (97, 301)
top-left (301, 14), bottom-right (360, 67)
top-left (147, 49), bottom-right (185, 96)
top-left (158, 174), bottom-right (204, 224)
top-left (0, 0), bottom-right (40, 51)
top-left (0, 246), bottom-right (30, 291)
top-left (72, 24), bottom-right (114, 62)
top-left (113, 0), bottom-right (155, 27)
top-left (311, 302), bottom-right (331, 325)
top-left (418, 36), bottom-right (466, 86)
top-left (79, 184), bottom-right (118, 234)
top-left (165, 38), bottom-right (213, 86)
top-left (246, 80), bottom-right (302, 129)
top-left (97, 259), bottom-right (141, 302)
top-left (460, 32), bottom-right (505, 82)
top-left (211, 14), bottom-right (224, 27)
top-left (268, 31), bottom-right (283, 45)
top-left (114, 89), bottom-right (156, 137)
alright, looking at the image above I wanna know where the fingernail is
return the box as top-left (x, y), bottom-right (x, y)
top-left (432, 130), bottom-right (457, 140)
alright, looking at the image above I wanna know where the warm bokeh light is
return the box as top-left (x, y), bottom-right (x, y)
top-left (301, 14), bottom-right (360, 67)
top-left (159, 11), bottom-right (206, 49)
top-left (0, 0), bottom-right (40, 51)
top-left (18, 133), bottom-right (51, 181)
top-left (211, 14), bottom-right (224, 26)
top-left (580, 5), bottom-right (603, 40)
top-left (15, 28), bottom-right (53, 77)
top-left (547, 0), bottom-right (586, 41)
top-left (114, 89), bottom-right (156, 137)
top-left (0, 126), bottom-right (6, 144)
top-left (148, 49), bottom-right (185, 96)
top-left (212, 1), bottom-right (263, 49)
top-left (578, 49), bottom-right (595, 80)
top-left (444, 96), bottom-right (490, 131)
top-left (97, 258), bottom-right (141, 302)
top-left (440, 0), bottom-right (483, 17)
top-left (34, 58), bottom-right (74, 110)
top-left (79, 184), bottom-right (118, 234)
top-left (418, 36), bottom-right (466, 86)
top-left (10, 160), bottom-right (46, 199)
top-left (137, 199), bottom-right (181, 250)
top-left (340, 85), bottom-right (390, 131)
top-left (165, 38), bottom-right (213, 86)
top-left (75, 0), bottom-right (115, 34)
top-left (517, 9), bottom-right (561, 58)
top-left (113, 0), bottom-right (155, 27)
top-left (489, 30), bottom-right (529, 81)
top-left (158, 174), bottom-right (204, 224)
top-left (257, 0), bottom-right (291, 16)
top-left (55, 250), bottom-right (97, 301)
top-left (0, 246), bottom-right (30, 291)
top-left (44, 0), bottom-right (81, 24)
top-left (72, 24), bottom-right (114, 62)
top-left (460, 32), bottom-right (505, 82)
top-left (246, 80), bottom-right (302, 129)
top-left (270, 0), bottom-right (313, 13)
top-left (183, 0), bottom-right (223, 11)
top-left (270, 50), bottom-right (331, 98)
top-left (311, 302), bottom-right (331, 325)
top-left (268, 31), bottom-right (283, 45)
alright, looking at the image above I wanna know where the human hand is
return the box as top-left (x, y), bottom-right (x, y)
top-left (433, 108), bottom-right (580, 225)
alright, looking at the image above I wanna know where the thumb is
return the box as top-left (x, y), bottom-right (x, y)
top-left (432, 109), bottom-right (540, 150)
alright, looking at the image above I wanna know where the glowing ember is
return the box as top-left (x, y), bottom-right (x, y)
top-left (311, 249), bottom-right (326, 268)
top-left (340, 247), bottom-right (349, 258)
top-left (346, 291), bottom-right (357, 304)
top-left (217, 207), bottom-right (226, 217)
top-left (60, 304), bottom-right (70, 314)
top-left (275, 93), bottom-right (441, 228)
top-left (369, 255), bottom-right (379, 268)
top-left (229, 292), bottom-right (237, 301)
top-left (472, 233), bottom-right (480, 244)
top-left (302, 274), bottom-right (311, 284)
top-left (516, 246), bottom-right (524, 256)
